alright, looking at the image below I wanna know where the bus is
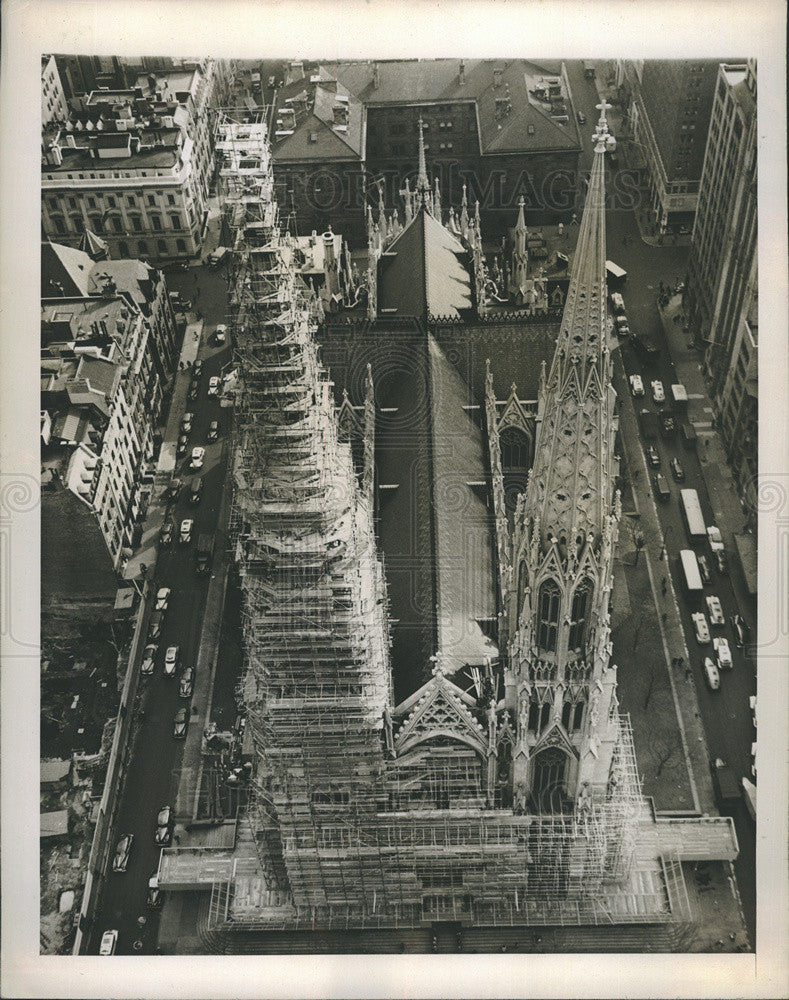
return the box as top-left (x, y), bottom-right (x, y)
top-left (679, 549), bottom-right (703, 597)
top-left (679, 488), bottom-right (706, 543)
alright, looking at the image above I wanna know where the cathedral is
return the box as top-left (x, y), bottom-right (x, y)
top-left (155, 105), bottom-right (738, 945)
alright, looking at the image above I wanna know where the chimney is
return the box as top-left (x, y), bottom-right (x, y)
top-left (459, 61), bottom-right (466, 86)
top-left (373, 62), bottom-right (381, 89)
top-left (493, 67), bottom-right (503, 88)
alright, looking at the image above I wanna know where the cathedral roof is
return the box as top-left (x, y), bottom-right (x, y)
top-left (525, 104), bottom-right (617, 553)
top-left (378, 205), bottom-right (473, 321)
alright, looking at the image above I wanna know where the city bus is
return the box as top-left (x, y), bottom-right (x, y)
top-left (679, 488), bottom-right (706, 543)
top-left (679, 549), bottom-right (704, 598)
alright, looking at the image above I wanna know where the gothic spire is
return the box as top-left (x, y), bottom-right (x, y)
top-left (416, 116), bottom-right (430, 199)
top-left (520, 99), bottom-right (616, 555)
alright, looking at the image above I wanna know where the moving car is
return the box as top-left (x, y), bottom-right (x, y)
top-left (160, 520), bottom-right (174, 546)
top-left (651, 380), bottom-right (665, 404)
top-left (692, 611), bottom-right (711, 644)
top-left (141, 643), bottom-right (157, 676)
top-left (697, 554), bottom-right (712, 583)
top-left (173, 707), bottom-right (188, 739)
top-left (615, 315), bottom-right (630, 337)
top-left (147, 875), bottom-right (163, 909)
top-left (207, 376), bottom-right (221, 397)
top-left (148, 611), bottom-right (164, 640)
top-left (112, 834), bottom-right (134, 873)
top-left (713, 636), bottom-right (732, 670)
top-left (629, 374), bottom-right (645, 397)
top-left (733, 613), bottom-right (750, 646)
top-left (659, 412), bottom-right (676, 438)
top-left (179, 667), bottom-right (194, 699)
top-left (654, 473), bottom-right (670, 502)
top-left (189, 476), bottom-right (203, 504)
top-left (177, 433), bottom-right (189, 457)
top-left (180, 518), bottom-right (193, 544)
top-left (576, 110), bottom-right (587, 124)
top-left (714, 549), bottom-right (728, 574)
top-left (610, 292), bottom-right (626, 314)
top-left (155, 805), bottom-right (172, 846)
top-left (646, 444), bottom-right (660, 468)
top-left (181, 412), bottom-right (194, 434)
top-left (188, 380), bottom-right (200, 401)
top-left (155, 587), bottom-right (171, 612)
top-left (670, 457), bottom-right (685, 481)
top-left (99, 929), bottom-right (118, 955)
top-left (190, 447), bottom-right (205, 470)
top-left (705, 595), bottom-right (725, 626)
top-left (703, 657), bottom-right (721, 691)
top-left (207, 419), bottom-right (220, 443)
top-left (213, 324), bottom-right (227, 344)
top-left (193, 360), bottom-right (203, 378)
top-left (164, 645), bottom-right (179, 677)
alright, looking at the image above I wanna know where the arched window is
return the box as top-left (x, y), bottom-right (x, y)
top-left (52, 215), bottom-right (66, 234)
top-left (568, 578), bottom-right (593, 651)
top-left (561, 696), bottom-right (585, 733)
top-left (157, 239), bottom-right (167, 254)
top-left (537, 579), bottom-right (561, 653)
top-left (500, 425), bottom-right (532, 517)
top-left (118, 241), bottom-right (130, 257)
top-left (527, 693), bottom-right (552, 735)
top-left (110, 216), bottom-right (122, 233)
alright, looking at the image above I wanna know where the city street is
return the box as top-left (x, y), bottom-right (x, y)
top-left (89, 263), bottom-right (232, 954)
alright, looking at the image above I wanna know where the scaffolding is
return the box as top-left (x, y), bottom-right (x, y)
top-left (209, 107), bottom-right (710, 939)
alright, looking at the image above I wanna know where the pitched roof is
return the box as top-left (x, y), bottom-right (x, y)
top-left (271, 74), bottom-right (364, 163)
top-left (325, 58), bottom-right (580, 155)
top-left (378, 206), bottom-right (473, 320)
top-left (40, 810), bottom-right (70, 837)
top-left (41, 241), bottom-right (94, 297)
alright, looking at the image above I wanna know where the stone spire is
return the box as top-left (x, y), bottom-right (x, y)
top-left (377, 179), bottom-right (386, 227)
top-left (509, 194), bottom-right (529, 302)
top-left (402, 177), bottom-right (413, 224)
top-left (434, 176), bottom-right (441, 223)
top-left (416, 116), bottom-right (430, 205)
top-left (518, 98), bottom-right (615, 557)
top-left (460, 182), bottom-right (469, 239)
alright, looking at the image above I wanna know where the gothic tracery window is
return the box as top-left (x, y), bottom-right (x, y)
top-left (537, 579), bottom-right (561, 652)
top-left (568, 578), bottom-right (593, 651)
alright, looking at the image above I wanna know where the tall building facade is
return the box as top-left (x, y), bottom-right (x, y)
top-left (686, 61), bottom-right (757, 512)
top-left (40, 60), bottom-right (225, 261)
top-left (42, 55), bottom-right (70, 126)
top-left (625, 59), bottom-right (725, 233)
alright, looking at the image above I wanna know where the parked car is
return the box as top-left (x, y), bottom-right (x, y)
top-left (651, 380), bottom-right (665, 404)
top-left (99, 929), bottom-right (118, 955)
top-left (214, 324), bottom-right (227, 345)
top-left (659, 412), bottom-right (676, 438)
top-left (155, 587), bottom-right (171, 612)
top-left (207, 376), bottom-right (221, 397)
top-left (112, 834), bottom-right (134, 873)
top-left (164, 479), bottom-right (182, 504)
top-left (733, 613), bottom-right (751, 647)
top-left (180, 518), bottom-right (193, 544)
top-left (714, 549), bottom-right (728, 574)
top-left (697, 554), bottom-right (712, 583)
top-left (692, 612), bottom-right (711, 645)
top-left (188, 381), bottom-right (200, 401)
top-left (193, 360), bottom-right (203, 378)
top-left (164, 645), bottom-right (179, 677)
top-left (189, 476), bottom-right (203, 504)
top-left (576, 110), bottom-right (587, 124)
top-left (155, 805), bottom-right (172, 846)
top-left (705, 595), bottom-right (725, 626)
top-left (160, 520), bottom-right (174, 546)
top-left (173, 707), bottom-right (188, 739)
top-left (703, 657), bottom-right (721, 691)
top-left (646, 444), bottom-right (660, 468)
top-left (181, 412), bottom-right (194, 434)
top-left (207, 419), bottom-right (219, 443)
top-left (713, 636), bottom-right (732, 670)
top-left (629, 374), bottom-right (645, 397)
top-left (141, 643), bottom-right (157, 676)
top-left (148, 611), bottom-right (164, 640)
top-left (147, 875), bottom-right (163, 909)
top-left (610, 292), bottom-right (626, 314)
top-left (179, 667), bottom-right (194, 699)
top-left (654, 473), bottom-right (670, 502)
top-left (670, 457), bottom-right (685, 481)
top-left (177, 433), bottom-right (189, 457)
top-left (190, 447), bottom-right (205, 470)
top-left (615, 315), bottom-right (630, 337)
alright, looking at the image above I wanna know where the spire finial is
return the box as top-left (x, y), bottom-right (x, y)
top-left (515, 194), bottom-right (527, 233)
top-left (593, 99), bottom-right (613, 151)
top-left (416, 116), bottom-right (430, 194)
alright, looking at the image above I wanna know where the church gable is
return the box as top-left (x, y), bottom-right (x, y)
top-left (394, 675), bottom-right (488, 756)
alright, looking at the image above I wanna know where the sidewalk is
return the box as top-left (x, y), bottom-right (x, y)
top-left (658, 293), bottom-right (756, 617)
top-left (122, 316), bottom-right (204, 581)
top-left (612, 349), bottom-right (716, 815)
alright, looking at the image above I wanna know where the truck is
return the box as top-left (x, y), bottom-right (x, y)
top-left (670, 383), bottom-right (688, 413)
top-left (605, 260), bottom-right (627, 288)
top-left (208, 246), bottom-right (230, 268)
top-left (711, 758), bottom-right (740, 810)
top-left (196, 533), bottom-right (214, 575)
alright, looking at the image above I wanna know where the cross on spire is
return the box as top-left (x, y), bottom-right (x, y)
top-left (595, 99), bottom-right (612, 127)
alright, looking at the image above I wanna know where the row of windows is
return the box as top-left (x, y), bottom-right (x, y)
top-left (535, 577), bottom-right (593, 654)
top-left (525, 696), bottom-right (585, 735)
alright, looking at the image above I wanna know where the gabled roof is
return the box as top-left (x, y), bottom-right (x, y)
top-left (393, 672), bottom-right (487, 757)
top-left (378, 205), bottom-right (473, 321)
top-left (271, 73), bottom-right (364, 163)
top-left (42, 241), bottom-right (93, 297)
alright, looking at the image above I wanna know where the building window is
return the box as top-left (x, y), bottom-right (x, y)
top-left (89, 215), bottom-right (104, 234)
top-left (167, 194), bottom-right (175, 205)
top-left (568, 579), bottom-right (593, 651)
top-left (127, 195), bottom-right (136, 207)
top-left (107, 195), bottom-right (116, 208)
top-left (71, 215), bottom-right (84, 233)
top-left (67, 197), bottom-right (77, 210)
top-left (169, 214), bottom-right (182, 230)
top-left (537, 579), bottom-right (561, 653)
top-left (528, 695), bottom-right (552, 735)
top-left (87, 196), bottom-right (96, 209)
top-left (130, 215), bottom-right (142, 231)
top-left (111, 216), bottom-right (122, 233)
top-left (138, 240), bottom-right (149, 255)
top-left (157, 239), bottom-right (167, 254)
top-left (52, 216), bottom-right (66, 234)
top-left (176, 238), bottom-right (186, 252)
top-left (151, 215), bottom-right (162, 231)
top-left (147, 194), bottom-right (156, 206)
top-left (119, 241), bottom-right (130, 256)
